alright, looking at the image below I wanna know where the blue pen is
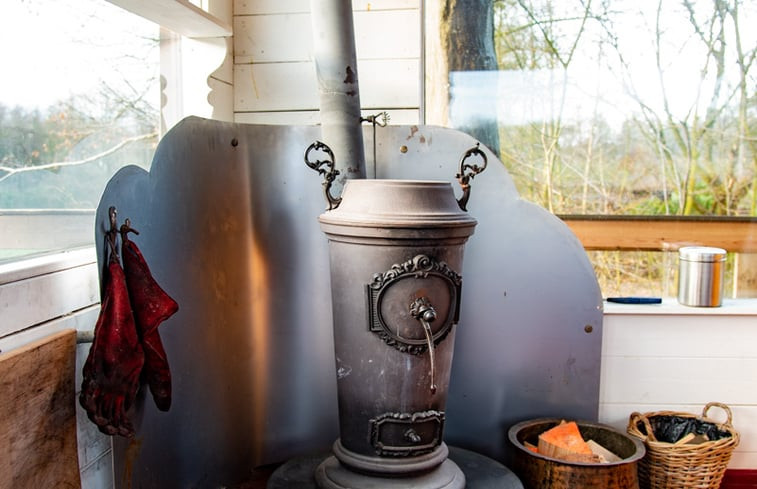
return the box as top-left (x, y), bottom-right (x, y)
top-left (606, 297), bottom-right (662, 304)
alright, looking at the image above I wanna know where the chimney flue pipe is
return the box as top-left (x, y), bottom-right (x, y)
top-left (310, 0), bottom-right (368, 189)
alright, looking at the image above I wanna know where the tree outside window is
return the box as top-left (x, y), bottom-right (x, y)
top-left (0, 0), bottom-right (159, 261)
top-left (428, 0), bottom-right (756, 297)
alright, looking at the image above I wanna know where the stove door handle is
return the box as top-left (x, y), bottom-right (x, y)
top-left (410, 297), bottom-right (438, 394)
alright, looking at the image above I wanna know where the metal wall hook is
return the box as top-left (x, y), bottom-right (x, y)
top-left (119, 218), bottom-right (139, 239)
top-left (455, 143), bottom-right (488, 211)
top-left (361, 111), bottom-right (390, 127)
top-left (304, 141), bottom-right (342, 210)
top-left (360, 112), bottom-right (390, 178)
top-left (106, 206), bottom-right (120, 262)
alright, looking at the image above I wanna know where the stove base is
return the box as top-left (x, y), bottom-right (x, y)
top-left (315, 455), bottom-right (464, 489)
top-left (267, 446), bottom-right (523, 489)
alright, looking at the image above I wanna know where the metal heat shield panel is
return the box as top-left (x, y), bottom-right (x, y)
top-left (99, 117), bottom-right (602, 487)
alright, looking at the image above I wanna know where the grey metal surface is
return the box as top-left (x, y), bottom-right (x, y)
top-left (267, 446), bottom-right (523, 489)
top-left (100, 117), bottom-right (602, 488)
top-left (315, 454), bottom-right (465, 489)
top-left (103, 120), bottom-right (338, 488)
top-left (310, 0), bottom-right (367, 185)
top-left (316, 180), bottom-right (477, 481)
top-left (677, 246), bottom-right (727, 307)
top-left (371, 125), bottom-right (604, 467)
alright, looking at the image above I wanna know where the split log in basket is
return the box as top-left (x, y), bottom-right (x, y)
top-left (538, 420), bottom-right (621, 463)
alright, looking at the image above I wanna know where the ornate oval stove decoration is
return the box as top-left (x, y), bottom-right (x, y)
top-left (366, 254), bottom-right (462, 355)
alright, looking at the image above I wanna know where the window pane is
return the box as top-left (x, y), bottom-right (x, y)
top-left (0, 0), bottom-right (159, 262)
top-left (426, 0), bottom-right (757, 297)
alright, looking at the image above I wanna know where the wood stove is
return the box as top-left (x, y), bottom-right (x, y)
top-left (309, 167), bottom-right (481, 488)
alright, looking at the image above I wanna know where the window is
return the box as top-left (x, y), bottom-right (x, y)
top-left (0, 0), bottom-right (160, 263)
top-left (425, 0), bottom-right (757, 297)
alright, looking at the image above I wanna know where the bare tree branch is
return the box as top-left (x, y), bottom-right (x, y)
top-left (0, 132), bottom-right (157, 183)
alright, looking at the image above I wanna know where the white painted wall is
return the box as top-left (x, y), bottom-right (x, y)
top-left (599, 299), bottom-right (757, 469)
top-left (232, 0), bottom-right (421, 125)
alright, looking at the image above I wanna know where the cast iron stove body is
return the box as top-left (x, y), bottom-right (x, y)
top-left (306, 145), bottom-right (486, 489)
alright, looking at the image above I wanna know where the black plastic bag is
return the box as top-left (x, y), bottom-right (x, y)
top-left (636, 415), bottom-right (731, 443)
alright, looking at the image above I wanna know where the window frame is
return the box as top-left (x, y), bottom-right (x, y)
top-left (0, 0), bottom-right (231, 349)
top-left (560, 215), bottom-right (757, 253)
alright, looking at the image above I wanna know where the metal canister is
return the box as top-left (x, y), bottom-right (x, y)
top-left (677, 246), bottom-right (726, 307)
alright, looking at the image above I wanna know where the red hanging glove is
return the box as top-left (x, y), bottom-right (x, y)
top-left (121, 221), bottom-right (178, 411)
top-left (80, 248), bottom-right (145, 437)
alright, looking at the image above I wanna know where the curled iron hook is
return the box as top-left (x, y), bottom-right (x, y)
top-left (305, 141), bottom-right (342, 210)
top-left (119, 218), bottom-right (140, 240)
top-left (455, 143), bottom-right (488, 211)
top-left (106, 206), bottom-right (120, 263)
top-left (361, 111), bottom-right (390, 127)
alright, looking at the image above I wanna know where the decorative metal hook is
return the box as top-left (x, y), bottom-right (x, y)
top-left (119, 218), bottom-right (139, 240)
top-left (304, 140), bottom-right (342, 210)
top-left (361, 111), bottom-right (390, 127)
top-left (106, 206), bottom-right (120, 262)
top-left (361, 112), bottom-right (390, 178)
top-left (455, 143), bottom-right (488, 211)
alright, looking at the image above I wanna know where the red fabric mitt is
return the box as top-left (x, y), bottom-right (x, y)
top-left (121, 226), bottom-right (179, 411)
top-left (80, 254), bottom-right (145, 437)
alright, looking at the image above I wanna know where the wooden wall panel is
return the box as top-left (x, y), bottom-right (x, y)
top-left (234, 63), bottom-right (316, 111)
top-left (0, 263), bottom-right (99, 338)
top-left (235, 10), bottom-right (419, 64)
top-left (232, 0), bottom-right (421, 125)
top-left (235, 0), bottom-right (419, 15)
top-left (234, 108), bottom-right (419, 125)
top-left (235, 0), bottom-right (310, 14)
top-left (601, 311), bottom-right (757, 358)
top-left (234, 59), bottom-right (419, 112)
top-left (599, 303), bottom-right (757, 469)
top-left (234, 13), bottom-right (311, 63)
top-left (357, 59), bottom-right (419, 107)
top-left (354, 9), bottom-right (420, 59)
top-left (601, 357), bottom-right (757, 404)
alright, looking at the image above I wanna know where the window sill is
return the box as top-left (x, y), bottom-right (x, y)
top-left (604, 297), bottom-right (757, 316)
top-left (0, 246), bottom-right (97, 285)
top-left (0, 246), bottom-right (100, 343)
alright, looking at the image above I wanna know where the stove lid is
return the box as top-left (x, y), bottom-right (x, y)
top-left (318, 180), bottom-right (477, 232)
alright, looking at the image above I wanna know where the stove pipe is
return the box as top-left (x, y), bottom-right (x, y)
top-left (310, 0), bottom-right (367, 189)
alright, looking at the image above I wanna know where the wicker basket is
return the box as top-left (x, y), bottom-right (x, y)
top-left (627, 402), bottom-right (739, 489)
